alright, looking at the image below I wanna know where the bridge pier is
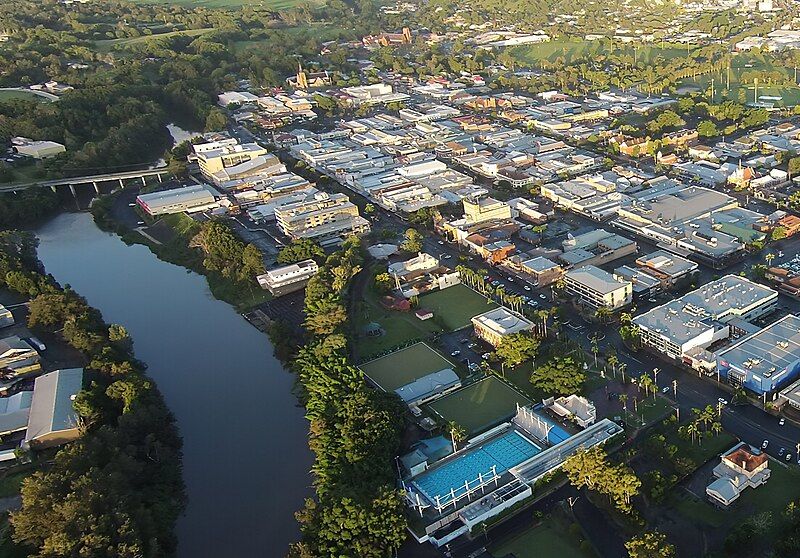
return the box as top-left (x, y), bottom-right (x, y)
top-left (92, 181), bottom-right (100, 195)
top-left (68, 184), bottom-right (77, 198)
top-left (157, 173), bottom-right (163, 183)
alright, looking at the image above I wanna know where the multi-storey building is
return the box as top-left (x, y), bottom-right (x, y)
top-left (274, 192), bottom-right (370, 245)
top-left (564, 265), bottom-right (632, 310)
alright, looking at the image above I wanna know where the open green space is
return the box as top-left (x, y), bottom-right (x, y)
top-left (359, 342), bottom-right (455, 392)
top-left (353, 282), bottom-right (494, 359)
top-left (427, 376), bottom-right (532, 434)
top-left (0, 90), bottom-right (50, 103)
top-left (662, 422), bottom-right (736, 465)
top-left (489, 514), bottom-right (595, 558)
top-left (93, 28), bottom-right (214, 53)
top-left (673, 463), bottom-right (800, 531)
top-left (507, 38), bottom-right (692, 66)
top-left (417, 284), bottom-right (497, 331)
top-left (682, 51), bottom-right (800, 107)
top-left (127, 0), bottom-right (323, 9)
top-left (623, 395), bottom-right (673, 427)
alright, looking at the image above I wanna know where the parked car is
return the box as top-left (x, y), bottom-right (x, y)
top-left (779, 447), bottom-right (786, 456)
top-left (787, 453), bottom-right (793, 462)
top-left (27, 337), bottom-right (46, 352)
top-left (661, 386), bottom-right (670, 394)
top-left (539, 294), bottom-right (547, 300)
top-left (481, 352), bottom-right (491, 360)
top-left (780, 418), bottom-right (786, 426)
top-left (718, 398), bottom-right (728, 406)
top-left (450, 350), bottom-right (461, 357)
top-left (762, 440), bottom-right (769, 450)
top-left (524, 285), bottom-right (531, 291)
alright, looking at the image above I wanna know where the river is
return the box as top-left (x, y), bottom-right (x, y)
top-left (35, 212), bottom-right (313, 557)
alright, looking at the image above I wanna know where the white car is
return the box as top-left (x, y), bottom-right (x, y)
top-left (524, 285), bottom-right (531, 291)
top-left (780, 418), bottom-right (786, 426)
top-left (762, 440), bottom-right (769, 450)
top-left (718, 398), bottom-right (728, 406)
top-left (539, 294), bottom-right (547, 300)
top-left (661, 386), bottom-right (670, 394)
top-left (450, 350), bottom-right (461, 357)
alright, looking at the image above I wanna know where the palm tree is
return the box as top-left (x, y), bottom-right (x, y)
top-left (620, 394), bottom-right (629, 423)
top-left (765, 252), bottom-right (775, 267)
top-left (619, 363), bottom-right (627, 382)
top-left (595, 306), bottom-right (611, 324)
top-left (448, 421), bottom-right (466, 452)
top-left (711, 421), bottom-right (723, 437)
top-left (607, 354), bottom-right (619, 378)
top-left (687, 422), bottom-right (699, 445)
top-left (591, 334), bottom-right (600, 368)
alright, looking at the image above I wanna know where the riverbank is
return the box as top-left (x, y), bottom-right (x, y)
top-left (91, 191), bottom-right (271, 311)
top-left (0, 226), bottom-right (185, 556)
top-left (34, 213), bottom-right (312, 556)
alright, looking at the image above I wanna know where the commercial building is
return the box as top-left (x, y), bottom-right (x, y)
top-left (463, 196), bottom-right (513, 225)
top-left (274, 192), bottom-right (370, 245)
top-left (716, 314), bottom-right (800, 395)
top-left (395, 369), bottom-right (462, 407)
top-left (471, 308), bottom-right (535, 347)
top-left (518, 257), bottom-right (563, 287)
top-left (11, 137), bottom-right (65, 159)
top-left (136, 184), bottom-right (223, 216)
top-left (633, 276), bottom-right (778, 362)
top-left (196, 143), bottom-right (269, 181)
top-left (256, 259), bottom-right (319, 296)
top-left (564, 265), bottom-right (632, 310)
top-left (707, 443), bottom-right (770, 508)
top-left (634, 250), bottom-right (699, 289)
top-left (559, 229), bottom-right (637, 269)
top-left (23, 368), bottom-right (83, 450)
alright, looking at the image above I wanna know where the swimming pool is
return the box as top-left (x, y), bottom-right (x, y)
top-left (412, 430), bottom-right (540, 506)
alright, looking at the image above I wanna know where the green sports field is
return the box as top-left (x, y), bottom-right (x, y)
top-left (427, 376), bottom-right (532, 434)
top-left (417, 284), bottom-right (498, 331)
top-left (360, 342), bottom-right (455, 392)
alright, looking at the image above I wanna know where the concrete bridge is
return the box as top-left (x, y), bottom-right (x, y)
top-left (0, 168), bottom-right (171, 197)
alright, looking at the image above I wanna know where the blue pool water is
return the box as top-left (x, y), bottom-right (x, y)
top-left (413, 431), bottom-right (540, 506)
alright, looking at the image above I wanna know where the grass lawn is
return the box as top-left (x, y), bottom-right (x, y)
top-left (623, 395), bottom-right (673, 427)
top-left (427, 376), bottom-right (532, 434)
top-left (0, 90), bottom-right (50, 103)
top-left (359, 342), bottom-right (456, 391)
top-left (94, 28), bottom-right (214, 53)
top-left (662, 425), bottom-right (736, 466)
top-left (682, 51), bottom-right (800, 107)
top-left (507, 38), bottom-right (692, 66)
top-left (417, 284), bottom-right (497, 331)
top-left (353, 283), bottom-right (442, 359)
top-left (489, 514), bottom-right (595, 558)
top-left (673, 464), bottom-right (800, 531)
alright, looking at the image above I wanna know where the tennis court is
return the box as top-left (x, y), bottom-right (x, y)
top-left (359, 342), bottom-right (455, 392)
top-left (427, 376), bottom-right (533, 434)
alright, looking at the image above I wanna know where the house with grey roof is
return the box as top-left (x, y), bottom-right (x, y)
top-left (23, 368), bottom-right (83, 450)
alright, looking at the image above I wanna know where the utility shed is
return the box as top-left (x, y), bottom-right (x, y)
top-left (24, 368), bottom-right (83, 450)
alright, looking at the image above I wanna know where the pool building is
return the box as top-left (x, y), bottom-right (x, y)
top-left (401, 404), bottom-right (622, 547)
